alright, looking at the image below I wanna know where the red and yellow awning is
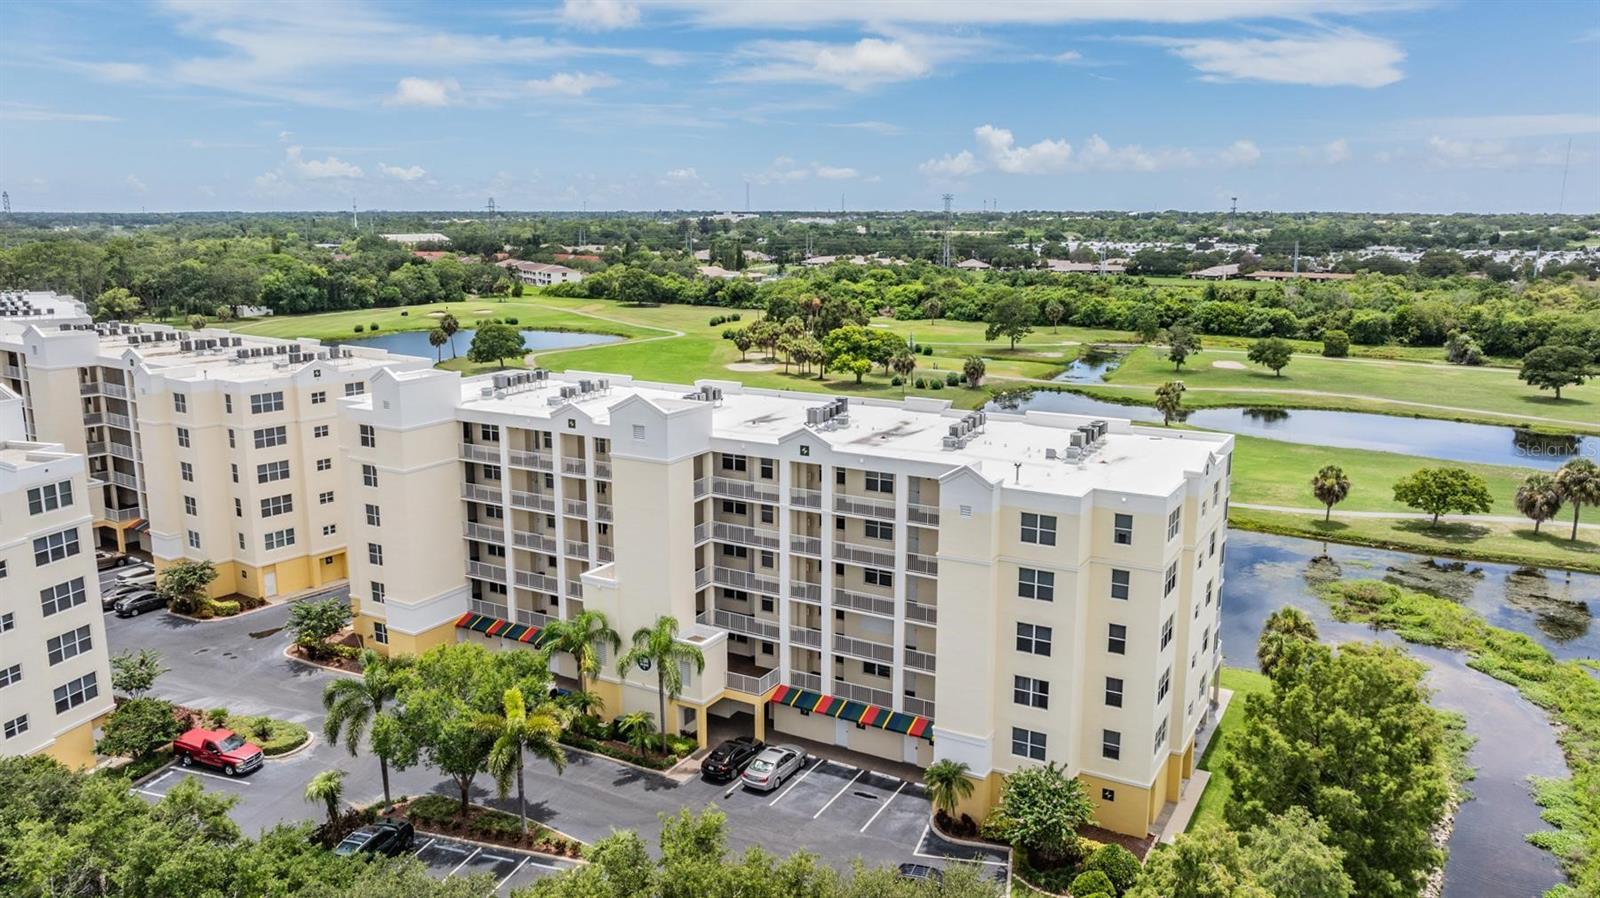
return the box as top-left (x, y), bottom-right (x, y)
top-left (454, 612), bottom-right (550, 646)
top-left (770, 683), bottom-right (932, 741)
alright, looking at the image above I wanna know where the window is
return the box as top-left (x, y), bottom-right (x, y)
top-left (481, 464), bottom-right (501, 481)
top-left (316, 457), bottom-right (332, 472)
top-left (47, 625), bottom-right (93, 666)
top-left (368, 543), bottom-right (384, 565)
top-left (862, 661), bottom-right (891, 678)
top-left (720, 500), bottom-right (747, 516)
top-left (257, 460), bottom-right (290, 483)
top-left (253, 425), bottom-right (287, 449)
top-left (320, 491), bottom-right (335, 505)
top-left (2, 715), bottom-right (27, 739)
top-left (721, 543), bottom-right (748, 559)
top-left (322, 524), bottom-right (337, 536)
top-left (264, 528), bottom-right (295, 551)
top-left (371, 581), bottom-right (386, 604)
top-left (1016, 622), bottom-right (1052, 656)
top-left (187, 530), bottom-right (201, 549)
top-left (480, 424), bottom-right (499, 442)
top-left (1020, 512), bottom-right (1056, 546)
top-left (360, 424), bottom-right (376, 448)
top-left (1011, 727), bottom-right (1047, 761)
top-left (0, 613), bottom-right (11, 632)
top-left (1167, 507), bottom-right (1182, 540)
top-left (250, 391), bottom-right (284, 414)
top-left (344, 381), bottom-right (365, 397)
top-left (864, 471), bottom-right (893, 493)
top-left (33, 529), bottom-right (81, 566)
top-left (27, 480), bottom-right (74, 515)
top-left (1164, 561), bottom-right (1178, 596)
top-left (53, 673), bottom-right (99, 713)
top-left (372, 622), bottom-right (389, 645)
top-left (1018, 568), bottom-right (1054, 601)
top-left (1110, 569), bottom-right (1130, 600)
top-left (864, 520), bottom-right (893, 541)
top-left (228, 429), bottom-right (236, 449)
top-left (1161, 614), bottom-right (1174, 650)
top-left (1154, 719), bottom-right (1169, 755)
top-left (720, 454), bottom-right (747, 472)
top-left (362, 464), bottom-right (378, 487)
top-left (1113, 513), bottom-right (1133, 545)
top-left (176, 426), bottom-right (190, 448)
top-left (311, 390), bottom-right (326, 405)
top-left (178, 461), bottom-right (195, 482)
top-left (1013, 676), bottom-right (1049, 709)
top-left (864, 568), bottom-right (893, 587)
top-left (230, 464), bottom-right (238, 484)
top-left (1202, 626), bottom-right (1210, 652)
top-left (0, 665), bottom-right (21, 688)
top-left (1209, 531), bottom-right (1217, 557)
top-left (1157, 667), bottom-right (1171, 703)
top-left (365, 504), bottom-right (381, 526)
top-left (760, 505), bottom-right (775, 525)
top-left (835, 468), bottom-right (846, 485)
top-left (0, 560), bottom-right (6, 578)
top-left (261, 494), bottom-right (293, 517)
top-left (239, 533), bottom-right (246, 550)
top-left (1108, 623), bottom-right (1127, 655)
top-left (173, 393), bottom-right (188, 413)
top-left (40, 578), bottom-right (87, 616)
top-left (759, 458), bottom-right (775, 479)
top-left (1102, 729), bottom-right (1121, 760)
top-left (184, 496), bottom-right (197, 515)
top-left (1105, 677), bottom-right (1124, 707)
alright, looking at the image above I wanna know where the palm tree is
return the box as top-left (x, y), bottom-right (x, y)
top-left (543, 610), bottom-right (621, 696)
top-left (322, 649), bottom-right (415, 804)
top-left (1154, 380), bottom-right (1186, 426)
top-left (1310, 465), bottom-right (1352, 522)
top-left (924, 759), bottom-right (975, 820)
top-left (476, 687), bottom-right (568, 836)
top-left (1514, 472), bottom-right (1563, 535)
top-left (617, 710), bottom-right (656, 755)
top-left (1256, 607), bottom-right (1318, 678)
top-left (618, 616), bottom-right (705, 753)
top-left (304, 769), bottom-right (345, 829)
top-left (428, 328), bottom-right (449, 363)
top-left (962, 356), bottom-right (986, 387)
top-left (890, 351), bottom-right (917, 395)
top-left (1554, 459), bottom-right (1600, 541)
top-left (439, 313), bottom-right (461, 359)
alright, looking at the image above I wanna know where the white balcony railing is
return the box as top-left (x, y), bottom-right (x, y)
top-left (904, 648), bottom-right (937, 673)
top-left (107, 471), bottom-right (140, 490)
top-left (712, 521), bottom-right (780, 549)
top-left (565, 579), bottom-right (584, 598)
top-left (466, 560), bottom-right (507, 582)
top-left (713, 476), bottom-right (779, 503)
top-left (597, 545), bottom-right (614, 564)
top-left (788, 625), bottom-right (822, 648)
top-left (694, 567), bottom-right (711, 589)
top-left (902, 695), bottom-right (936, 718)
top-left (834, 494), bottom-right (896, 520)
top-left (834, 588), bottom-right (895, 618)
top-left (789, 487), bottom-right (822, 509)
top-left (726, 668), bottom-right (782, 696)
top-left (906, 553), bottom-right (939, 576)
top-left (464, 521), bottom-right (506, 543)
top-left (693, 522), bottom-right (710, 544)
top-left (470, 599), bottom-right (509, 620)
top-left (833, 679), bottom-right (893, 708)
top-left (512, 530), bottom-right (557, 553)
top-left (693, 477), bottom-right (710, 498)
top-left (462, 483), bottom-right (500, 503)
top-left (698, 608), bottom-right (780, 641)
top-left (793, 671), bottom-right (823, 692)
top-left (595, 503), bottom-right (613, 522)
top-left (833, 541), bottom-right (896, 569)
top-left (516, 608), bottom-right (554, 630)
top-left (905, 600), bottom-right (938, 624)
top-left (460, 443), bottom-right (499, 463)
top-left (594, 461), bottom-right (612, 480)
top-left (510, 490), bottom-right (556, 512)
top-left (563, 498), bottom-right (588, 517)
top-left (564, 540), bottom-right (590, 559)
top-left (106, 442), bottom-right (137, 461)
top-left (562, 458), bottom-right (588, 476)
top-left (789, 535), bottom-right (822, 556)
top-left (102, 505), bottom-right (142, 522)
top-left (712, 567), bottom-right (779, 595)
top-left (833, 633), bottom-right (895, 664)
top-left (507, 449), bottom-right (553, 471)
top-left (907, 503), bottom-right (940, 526)
top-left (790, 580), bottom-right (822, 602)
top-left (514, 570), bottom-right (560, 593)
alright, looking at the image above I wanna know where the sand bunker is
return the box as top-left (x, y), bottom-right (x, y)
top-left (1212, 360), bottom-right (1247, 370)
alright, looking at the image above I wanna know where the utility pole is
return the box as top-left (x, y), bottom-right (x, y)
top-left (486, 197), bottom-right (499, 239)
top-left (351, 199), bottom-right (358, 231)
top-left (1229, 196), bottom-right (1238, 232)
top-left (2, 191), bottom-right (10, 215)
top-left (1292, 239), bottom-right (1300, 275)
top-left (941, 193), bottom-right (954, 267)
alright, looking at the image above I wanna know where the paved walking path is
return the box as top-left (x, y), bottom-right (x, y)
top-left (1233, 502), bottom-right (1600, 530)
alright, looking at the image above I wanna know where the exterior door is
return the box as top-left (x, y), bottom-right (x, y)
top-left (262, 570), bottom-right (278, 598)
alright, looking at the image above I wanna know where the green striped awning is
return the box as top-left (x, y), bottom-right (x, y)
top-left (770, 683), bottom-right (932, 741)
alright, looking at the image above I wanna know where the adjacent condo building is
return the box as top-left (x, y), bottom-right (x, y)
top-left (344, 367), bottom-right (1231, 837)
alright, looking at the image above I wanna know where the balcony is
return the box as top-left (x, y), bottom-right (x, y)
top-left (565, 580), bottom-right (584, 598)
top-left (564, 540), bottom-right (590, 560)
top-left (694, 567), bottom-right (710, 589)
top-left (516, 608), bottom-right (554, 630)
top-left (832, 679), bottom-right (893, 708)
top-left (2, 364), bottom-right (21, 379)
top-left (906, 553), bottom-right (939, 576)
top-left (904, 648), bottom-right (937, 673)
top-left (460, 443), bottom-right (499, 463)
top-left (83, 412), bottom-right (133, 430)
top-left (597, 545), bottom-right (614, 564)
top-left (713, 566), bottom-right (778, 595)
top-left (693, 477), bottom-right (710, 498)
top-left (102, 506), bottom-right (142, 522)
top-left (903, 695), bottom-right (936, 718)
top-left (562, 498), bottom-right (588, 517)
top-left (712, 521), bottom-right (780, 550)
top-left (514, 569), bottom-right (560, 593)
top-left (713, 476), bottom-right (779, 503)
top-left (462, 483), bottom-right (501, 503)
top-left (907, 503), bottom-right (940, 526)
top-left (511, 490), bottom-right (556, 512)
top-left (833, 541), bottom-right (895, 569)
top-left (788, 625), bottom-right (822, 649)
top-left (105, 442), bottom-right (137, 461)
top-left (106, 471), bottom-right (140, 490)
top-left (562, 458), bottom-right (588, 476)
top-left (834, 494), bottom-right (895, 520)
top-left (793, 671), bottom-right (824, 692)
top-left (595, 503), bottom-right (613, 522)
top-left (594, 461), bottom-right (612, 480)
top-left (693, 522), bottom-right (710, 544)
top-left (466, 560), bottom-right (507, 582)
top-left (833, 633), bottom-right (894, 664)
top-left (512, 530), bottom-right (557, 553)
top-left (905, 600), bottom-right (938, 624)
top-left (80, 381), bottom-right (130, 399)
top-left (789, 487), bottom-right (822, 509)
top-left (834, 588), bottom-right (895, 618)
top-left (789, 534), bottom-right (822, 556)
top-left (727, 667), bottom-right (782, 696)
top-left (697, 607), bottom-right (780, 641)
top-left (464, 521), bottom-right (505, 543)
top-left (790, 580), bottom-right (822, 603)
top-left (507, 449), bottom-right (553, 471)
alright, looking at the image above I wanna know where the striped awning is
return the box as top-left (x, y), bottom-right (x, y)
top-left (770, 683), bottom-right (932, 741)
top-left (453, 612), bottom-right (550, 646)
top-left (130, 518), bottom-right (149, 533)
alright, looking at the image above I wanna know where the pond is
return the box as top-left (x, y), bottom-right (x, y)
top-left (988, 388), bottom-right (1587, 469)
top-left (1222, 529), bottom-right (1585, 896)
top-left (329, 327), bottom-right (623, 359)
top-left (1053, 346), bottom-right (1125, 384)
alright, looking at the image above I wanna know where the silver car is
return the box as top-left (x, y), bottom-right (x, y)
top-left (740, 744), bottom-right (805, 792)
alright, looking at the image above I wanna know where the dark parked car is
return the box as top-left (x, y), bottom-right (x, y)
top-left (95, 549), bottom-right (131, 571)
top-left (102, 582), bottom-right (151, 610)
top-left (334, 820), bottom-right (415, 857)
top-left (113, 589), bottom-right (166, 617)
top-left (701, 736), bottom-right (765, 782)
top-left (897, 863), bottom-right (943, 884)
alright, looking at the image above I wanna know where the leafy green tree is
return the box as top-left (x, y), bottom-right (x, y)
top-left (304, 769), bottom-right (345, 829)
top-left (467, 322), bottom-right (526, 369)
top-left (1153, 380), bottom-right (1186, 425)
top-left (1127, 823), bottom-right (1266, 898)
top-left (618, 615), bottom-right (705, 752)
top-left (1242, 808), bottom-right (1353, 898)
top-left (1255, 607), bottom-right (1318, 679)
top-left (1554, 458), bottom-right (1600, 541)
top-left (1161, 324), bottom-right (1203, 371)
top-left (962, 355), bottom-right (986, 387)
top-left (97, 697), bottom-right (181, 760)
top-left (1513, 471), bottom-right (1563, 534)
top-left (543, 609), bottom-right (622, 696)
top-left (322, 649), bottom-right (416, 804)
top-left (984, 293), bottom-right (1036, 349)
top-left (438, 313), bottom-right (461, 358)
top-left (187, 314), bottom-right (207, 330)
top-left (428, 327), bottom-right (449, 363)
top-left (1247, 337), bottom-right (1293, 376)
top-left (1320, 329), bottom-right (1350, 358)
top-left (1083, 843), bottom-right (1142, 896)
top-left (476, 687), bottom-right (568, 835)
top-left (732, 329), bottom-right (754, 360)
top-left (985, 761), bottom-right (1094, 868)
top-left (92, 286), bottom-right (142, 321)
top-left (922, 296), bottom-right (944, 322)
top-left (1391, 466), bottom-right (1493, 526)
top-left (288, 598), bottom-right (353, 659)
top-left (822, 324), bottom-right (878, 383)
top-left (1310, 464), bottom-right (1351, 521)
top-left (1519, 344), bottom-right (1592, 399)
top-left (1222, 642), bottom-right (1449, 898)
top-left (924, 758), bottom-right (976, 819)
top-left (110, 648), bottom-right (168, 697)
top-left (156, 559), bottom-right (216, 615)
top-left (1043, 298), bottom-right (1065, 332)
top-left (1072, 871), bottom-right (1115, 897)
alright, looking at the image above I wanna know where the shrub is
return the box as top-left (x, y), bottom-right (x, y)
top-left (914, 377), bottom-right (927, 389)
top-left (353, 325), bottom-right (364, 333)
top-left (930, 380), bottom-right (944, 390)
top-left (400, 310), bottom-right (409, 316)
top-left (1322, 329), bottom-right (1350, 358)
top-left (922, 344), bottom-right (934, 355)
top-left (945, 371), bottom-right (961, 386)
top-left (207, 599), bottom-right (241, 617)
top-left (206, 707), bottom-right (229, 728)
top-left (369, 322), bottom-right (380, 331)
top-left (97, 697), bottom-right (181, 760)
top-left (504, 317), bottom-right (518, 325)
top-left (730, 313), bottom-right (741, 321)
top-left (891, 375), bottom-right (904, 386)
top-left (1069, 869), bottom-right (1115, 897)
top-left (1083, 843), bottom-right (1141, 895)
top-left (236, 595), bottom-right (267, 611)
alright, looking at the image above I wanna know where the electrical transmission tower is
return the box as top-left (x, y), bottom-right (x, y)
top-left (941, 193), bottom-right (954, 267)
top-left (351, 200), bottom-right (358, 231)
top-left (1, 191), bottom-right (10, 215)
top-left (486, 197), bottom-right (499, 237)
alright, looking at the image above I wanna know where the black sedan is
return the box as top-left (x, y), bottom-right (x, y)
top-left (897, 863), bottom-right (943, 884)
top-left (701, 736), bottom-right (765, 782)
top-left (113, 590), bottom-right (166, 617)
top-left (334, 820), bottom-right (415, 857)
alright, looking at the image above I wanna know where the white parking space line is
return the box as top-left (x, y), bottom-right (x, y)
top-left (175, 768), bottom-right (251, 786)
top-left (131, 788), bottom-right (165, 798)
top-left (812, 768), bottom-right (864, 819)
top-left (768, 757), bottom-right (822, 806)
top-left (447, 847), bottom-right (481, 878)
top-left (414, 838), bottom-right (436, 855)
top-left (913, 825), bottom-right (1009, 866)
top-left (859, 779), bottom-right (907, 832)
top-left (481, 854), bottom-right (514, 863)
top-left (497, 857), bottom-right (528, 890)
top-left (146, 771), bottom-right (174, 788)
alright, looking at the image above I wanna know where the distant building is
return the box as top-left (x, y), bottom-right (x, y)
top-left (1188, 263), bottom-right (1240, 280)
top-left (380, 233), bottom-right (450, 246)
top-left (235, 305), bottom-right (275, 319)
top-left (553, 253), bottom-right (602, 263)
top-left (956, 259), bottom-right (992, 270)
top-left (412, 250), bottom-right (453, 262)
top-left (1247, 271), bottom-right (1355, 282)
top-left (697, 265), bottom-right (741, 280)
top-left (500, 260), bottom-right (585, 287)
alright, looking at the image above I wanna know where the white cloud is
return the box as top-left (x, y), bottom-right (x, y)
top-left (664, 167), bottom-right (700, 181)
top-left (385, 77), bottom-right (459, 107)
top-left (829, 120), bottom-right (905, 136)
top-left (1406, 113), bottom-right (1600, 140)
top-left (75, 61), bottom-right (151, 82)
top-left (378, 163), bottom-right (426, 181)
top-left (1421, 136), bottom-right (1567, 169)
top-left (1053, 50), bottom-right (1084, 63)
top-left (1219, 139), bottom-right (1261, 166)
top-left (526, 71), bottom-right (619, 97)
top-left (814, 165), bottom-right (859, 180)
top-left (285, 146), bottom-right (363, 179)
top-left (0, 101), bottom-right (119, 123)
top-left (922, 127), bottom-right (1264, 177)
top-left (918, 150), bottom-right (981, 178)
top-left (126, 175), bottom-right (148, 193)
top-left (749, 157), bottom-right (863, 184)
top-left (1322, 138), bottom-right (1351, 163)
top-left (975, 125), bottom-right (1072, 174)
top-left (660, 1), bottom-right (1419, 27)
top-left (731, 37), bottom-right (951, 89)
top-left (560, 0), bottom-right (640, 30)
top-left (1150, 30), bottom-right (1405, 88)
top-left (1073, 134), bottom-right (1198, 171)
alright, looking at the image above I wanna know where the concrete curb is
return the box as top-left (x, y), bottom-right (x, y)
top-left (413, 825), bottom-right (590, 861)
top-left (265, 731), bottom-right (317, 761)
top-left (281, 644), bottom-right (362, 678)
top-left (559, 741), bottom-right (683, 779)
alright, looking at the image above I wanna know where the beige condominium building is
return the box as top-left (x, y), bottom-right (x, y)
top-left (0, 292), bottom-right (428, 600)
top-left (0, 384), bottom-right (114, 769)
top-left (343, 367), bottom-right (1231, 837)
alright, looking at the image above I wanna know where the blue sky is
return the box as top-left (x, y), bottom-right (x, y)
top-left (1, 0), bottom-right (1597, 213)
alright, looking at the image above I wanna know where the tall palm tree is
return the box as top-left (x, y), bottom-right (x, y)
top-left (544, 610), bottom-right (621, 695)
top-left (1257, 607), bottom-right (1319, 678)
top-left (428, 327), bottom-right (449, 363)
top-left (476, 687), bottom-right (568, 836)
top-left (924, 759), bottom-right (975, 820)
top-left (1310, 465), bottom-right (1352, 522)
top-left (890, 351), bottom-right (917, 395)
top-left (322, 649), bottom-right (415, 804)
top-left (304, 769), bottom-right (345, 829)
top-left (618, 615), bottom-right (705, 753)
top-left (439, 313), bottom-right (461, 359)
top-left (1514, 472), bottom-right (1563, 535)
top-left (1554, 459), bottom-right (1600, 541)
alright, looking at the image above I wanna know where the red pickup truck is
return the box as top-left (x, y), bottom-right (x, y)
top-left (173, 727), bottom-right (264, 776)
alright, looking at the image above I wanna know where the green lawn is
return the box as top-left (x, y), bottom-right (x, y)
top-left (1189, 667), bottom-right (1272, 832)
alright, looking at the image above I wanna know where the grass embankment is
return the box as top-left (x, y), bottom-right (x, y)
top-left (1320, 579), bottom-right (1600, 898)
top-left (1188, 667), bottom-right (1271, 832)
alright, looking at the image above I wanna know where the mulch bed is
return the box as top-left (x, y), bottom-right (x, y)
top-left (1081, 824), bottom-right (1157, 861)
top-left (287, 630), bottom-right (366, 672)
top-left (390, 797), bottom-right (585, 858)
